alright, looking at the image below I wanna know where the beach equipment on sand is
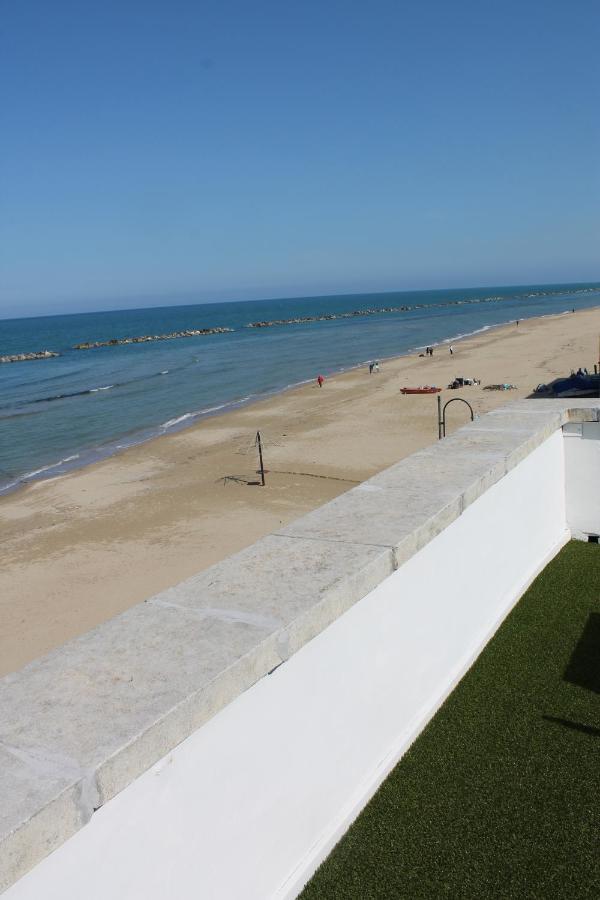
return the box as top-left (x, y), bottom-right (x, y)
top-left (448, 377), bottom-right (480, 389)
top-left (534, 373), bottom-right (599, 398)
top-left (400, 386), bottom-right (442, 394)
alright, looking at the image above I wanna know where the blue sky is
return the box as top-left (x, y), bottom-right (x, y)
top-left (1, 0), bottom-right (598, 316)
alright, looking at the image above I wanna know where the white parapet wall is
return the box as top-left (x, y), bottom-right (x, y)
top-left (1, 400), bottom-right (599, 899)
top-left (564, 421), bottom-right (600, 539)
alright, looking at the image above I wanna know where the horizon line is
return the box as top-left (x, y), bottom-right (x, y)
top-left (2, 278), bottom-right (600, 323)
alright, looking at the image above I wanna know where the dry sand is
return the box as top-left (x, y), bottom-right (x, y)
top-left (1, 307), bottom-right (598, 676)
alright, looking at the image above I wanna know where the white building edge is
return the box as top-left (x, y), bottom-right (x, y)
top-left (1, 399), bottom-right (599, 899)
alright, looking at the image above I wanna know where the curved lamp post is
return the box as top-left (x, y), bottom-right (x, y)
top-left (437, 395), bottom-right (474, 439)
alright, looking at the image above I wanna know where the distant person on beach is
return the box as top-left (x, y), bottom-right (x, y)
top-left (449, 345), bottom-right (454, 355)
top-left (369, 362), bottom-right (374, 374)
top-left (317, 374), bottom-right (324, 388)
top-left (374, 361), bottom-right (380, 373)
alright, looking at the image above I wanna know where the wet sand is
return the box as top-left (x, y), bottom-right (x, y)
top-left (1, 307), bottom-right (598, 676)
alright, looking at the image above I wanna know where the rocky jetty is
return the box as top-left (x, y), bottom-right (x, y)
top-left (245, 306), bottom-right (416, 328)
top-left (246, 307), bottom-right (412, 328)
top-left (0, 350), bottom-right (60, 364)
top-left (244, 285), bottom-right (600, 330)
top-left (73, 327), bottom-right (233, 351)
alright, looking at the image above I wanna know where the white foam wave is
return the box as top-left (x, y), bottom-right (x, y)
top-left (21, 453), bottom-right (80, 480)
top-left (160, 403), bottom-right (231, 431)
top-left (90, 384), bottom-right (114, 392)
top-left (282, 378), bottom-right (314, 389)
top-left (22, 462), bottom-right (61, 478)
top-left (161, 412), bottom-right (194, 429)
top-left (0, 479), bottom-right (22, 494)
top-left (439, 324), bottom-right (494, 344)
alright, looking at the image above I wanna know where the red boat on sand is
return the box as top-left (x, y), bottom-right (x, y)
top-left (400, 386), bottom-right (442, 394)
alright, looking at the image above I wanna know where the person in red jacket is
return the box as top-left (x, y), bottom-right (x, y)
top-left (317, 374), bottom-right (324, 387)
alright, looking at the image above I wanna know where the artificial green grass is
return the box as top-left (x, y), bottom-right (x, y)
top-left (301, 541), bottom-right (600, 899)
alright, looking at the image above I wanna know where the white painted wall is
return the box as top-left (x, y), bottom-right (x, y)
top-left (563, 422), bottom-right (600, 539)
top-left (5, 431), bottom-right (569, 900)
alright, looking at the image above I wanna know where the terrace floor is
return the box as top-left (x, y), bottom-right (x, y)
top-left (301, 541), bottom-right (600, 899)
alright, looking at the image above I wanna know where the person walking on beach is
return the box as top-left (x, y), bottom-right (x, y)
top-left (369, 362), bottom-right (374, 374)
top-left (317, 374), bottom-right (324, 388)
top-left (449, 344), bottom-right (454, 355)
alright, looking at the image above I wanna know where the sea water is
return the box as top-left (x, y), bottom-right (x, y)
top-left (1, 282), bottom-right (599, 494)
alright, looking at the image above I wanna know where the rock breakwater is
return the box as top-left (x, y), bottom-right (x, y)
top-left (73, 327), bottom-right (233, 350)
top-left (245, 301), bottom-right (459, 329)
top-left (244, 286), bottom-right (600, 329)
top-left (245, 307), bottom-right (411, 328)
top-left (0, 350), bottom-right (60, 364)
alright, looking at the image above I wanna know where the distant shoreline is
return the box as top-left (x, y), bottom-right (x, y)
top-left (1, 304), bottom-right (597, 499)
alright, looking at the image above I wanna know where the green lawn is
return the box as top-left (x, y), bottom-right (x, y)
top-left (301, 541), bottom-right (600, 899)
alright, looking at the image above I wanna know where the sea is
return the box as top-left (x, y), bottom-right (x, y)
top-left (1, 282), bottom-right (599, 496)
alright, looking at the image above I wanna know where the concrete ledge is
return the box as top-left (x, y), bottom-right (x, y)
top-left (0, 537), bottom-right (392, 891)
top-left (1, 399), bottom-right (598, 892)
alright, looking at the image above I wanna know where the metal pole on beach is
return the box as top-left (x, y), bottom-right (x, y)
top-left (437, 394), bottom-right (443, 440)
top-left (256, 431), bottom-right (266, 486)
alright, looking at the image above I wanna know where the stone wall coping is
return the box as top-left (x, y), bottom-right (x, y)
top-left (1, 399), bottom-right (599, 891)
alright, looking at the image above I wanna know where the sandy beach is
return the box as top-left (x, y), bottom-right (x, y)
top-left (1, 307), bottom-right (598, 676)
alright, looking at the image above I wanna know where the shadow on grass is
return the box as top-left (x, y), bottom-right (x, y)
top-left (543, 613), bottom-right (600, 738)
top-left (563, 613), bottom-right (600, 694)
top-left (542, 715), bottom-right (600, 738)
